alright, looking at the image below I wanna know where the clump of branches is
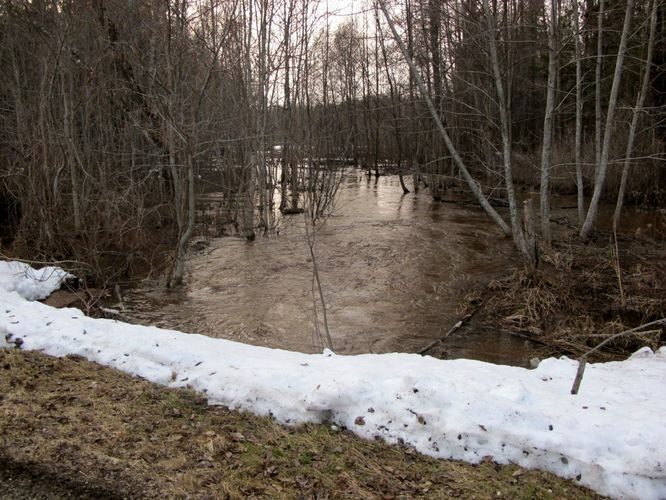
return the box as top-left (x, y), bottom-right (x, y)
top-left (302, 164), bottom-right (344, 352)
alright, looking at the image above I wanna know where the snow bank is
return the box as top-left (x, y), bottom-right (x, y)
top-left (0, 261), bottom-right (72, 301)
top-left (1, 262), bottom-right (665, 499)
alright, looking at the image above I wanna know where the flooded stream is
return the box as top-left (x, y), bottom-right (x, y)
top-left (123, 172), bottom-right (545, 366)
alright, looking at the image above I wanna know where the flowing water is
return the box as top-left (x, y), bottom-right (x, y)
top-left (123, 172), bottom-right (548, 366)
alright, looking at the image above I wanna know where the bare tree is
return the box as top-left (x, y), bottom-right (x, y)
top-left (539, 0), bottom-right (558, 245)
top-left (594, 0), bottom-right (605, 176)
top-left (481, 0), bottom-right (532, 263)
top-left (573, 0), bottom-right (585, 224)
top-left (378, 0), bottom-right (512, 238)
top-left (580, 0), bottom-right (634, 240)
top-left (613, 0), bottom-right (659, 228)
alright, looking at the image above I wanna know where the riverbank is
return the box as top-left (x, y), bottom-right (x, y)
top-left (0, 349), bottom-right (600, 499)
top-left (457, 226), bottom-right (666, 361)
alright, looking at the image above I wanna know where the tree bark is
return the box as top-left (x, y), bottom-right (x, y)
top-left (539, 0), bottom-right (558, 245)
top-left (581, 0), bottom-right (634, 239)
top-left (613, 0), bottom-right (658, 229)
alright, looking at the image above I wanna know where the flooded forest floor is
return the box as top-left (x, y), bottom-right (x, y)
top-left (115, 173), bottom-right (665, 365)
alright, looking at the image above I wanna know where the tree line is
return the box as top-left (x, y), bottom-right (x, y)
top-left (0, 0), bottom-right (663, 282)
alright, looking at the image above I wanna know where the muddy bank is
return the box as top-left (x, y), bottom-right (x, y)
top-left (0, 349), bottom-right (600, 499)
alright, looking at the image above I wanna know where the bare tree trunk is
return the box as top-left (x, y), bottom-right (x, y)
top-left (378, 0), bottom-right (511, 237)
top-left (373, 8), bottom-right (381, 179)
top-left (539, 0), bottom-right (558, 245)
top-left (280, 1), bottom-right (291, 212)
top-left (406, 0), bottom-right (419, 193)
top-left (581, 0), bottom-right (634, 239)
top-left (482, 0), bottom-right (531, 260)
top-left (523, 198), bottom-right (538, 268)
top-left (165, 3), bottom-right (187, 287)
top-left (573, 0), bottom-right (585, 224)
top-left (61, 74), bottom-right (82, 234)
top-left (428, 0), bottom-right (444, 196)
top-left (304, 213), bottom-right (333, 351)
top-left (255, 0), bottom-right (272, 234)
top-left (376, 3), bottom-right (408, 194)
top-left (594, 0), bottom-right (605, 176)
top-left (170, 144), bottom-right (196, 286)
top-left (613, 0), bottom-right (658, 229)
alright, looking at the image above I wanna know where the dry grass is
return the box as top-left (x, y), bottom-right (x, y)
top-left (0, 349), bottom-right (600, 499)
top-left (465, 229), bottom-right (666, 359)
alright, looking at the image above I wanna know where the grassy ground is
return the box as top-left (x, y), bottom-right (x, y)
top-left (0, 349), bottom-right (600, 499)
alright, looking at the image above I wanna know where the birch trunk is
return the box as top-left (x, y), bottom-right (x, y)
top-left (378, 0), bottom-right (511, 237)
top-left (580, 0), bottom-right (634, 239)
top-left (539, 0), bottom-right (558, 245)
top-left (613, 0), bottom-right (658, 228)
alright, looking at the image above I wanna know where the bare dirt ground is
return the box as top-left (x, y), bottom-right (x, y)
top-left (0, 349), bottom-right (599, 499)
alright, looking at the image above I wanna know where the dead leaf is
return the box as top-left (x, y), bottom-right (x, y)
top-left (230, 432), bottom-right (245, 442)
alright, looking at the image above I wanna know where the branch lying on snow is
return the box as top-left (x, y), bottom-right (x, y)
top-left (571, 318), bottom-right (666, 394)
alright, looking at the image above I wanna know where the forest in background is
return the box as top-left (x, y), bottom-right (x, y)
top-left (0, 0), bottom-right (664, 284)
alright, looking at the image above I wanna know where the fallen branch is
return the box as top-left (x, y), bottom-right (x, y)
top-left (499, 328), bottom-right (550, 347)
top-left (418, 312), bottom-right (474, 355)
top-left (99, 307), bottom-right (133, 323)
top-left (570, 318), bottom-right (666, 394)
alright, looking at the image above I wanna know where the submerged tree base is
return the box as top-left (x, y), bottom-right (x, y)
top-left (282, 207), bottom-right (305, 215)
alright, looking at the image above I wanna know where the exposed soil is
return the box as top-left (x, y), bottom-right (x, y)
top-left (0, 349), bottom-right (600, 499)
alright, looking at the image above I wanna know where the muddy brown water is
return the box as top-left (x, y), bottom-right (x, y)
top-left (123, 173), bottom-right (549, 366)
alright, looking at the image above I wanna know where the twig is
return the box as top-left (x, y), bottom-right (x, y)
top-left (0, 253), bottom-right (91, 271)
top-left (610, 227), bottom-right (625, 306)
top-left (570, 318), bottom-right (666, 394)
top-left (570, 357), bottom-right (587, 395)
top-left (418, 312), bottom-right (475, 355)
